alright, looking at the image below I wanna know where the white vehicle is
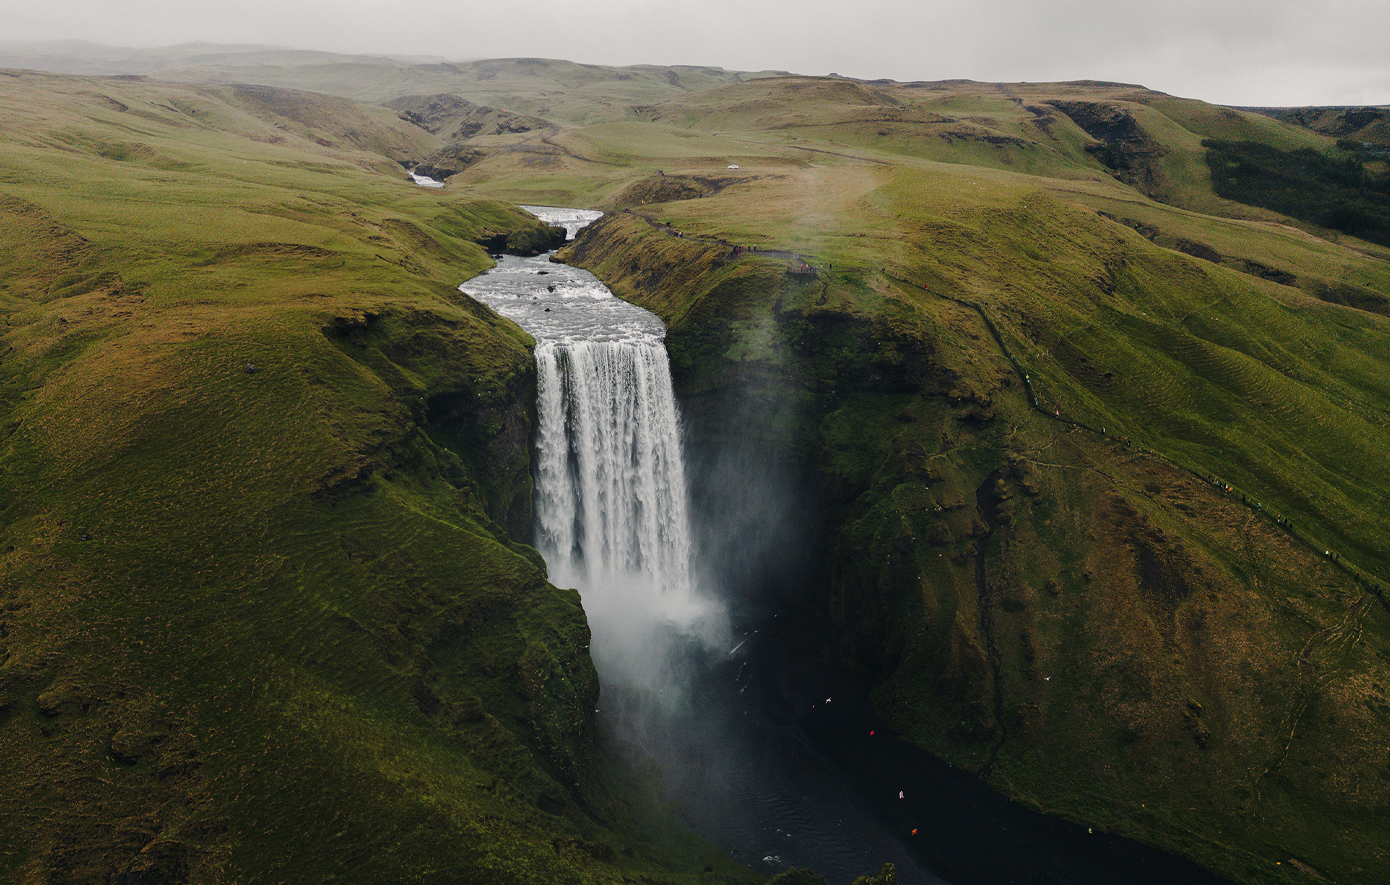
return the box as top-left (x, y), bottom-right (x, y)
top-left (727, 164), bottom-right (739, 169)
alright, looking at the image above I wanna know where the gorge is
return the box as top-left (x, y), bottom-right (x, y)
top-left (463, 209), bottom-right (1236, 884)
top-left (462, 208), bottom-right (725, 711)
top-left (2, 55), bottom-right (1389, 885)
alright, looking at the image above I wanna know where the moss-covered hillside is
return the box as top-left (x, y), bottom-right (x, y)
top-left (0, 70), bottom-right (752, 884)
top-left (553, 113), bottom-right (1390, 882)
top-left (5, 49), bottom-right (1390, 885)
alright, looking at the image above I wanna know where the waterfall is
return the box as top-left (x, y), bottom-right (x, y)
top-left (533, 339), bottom-right (694, 599)
top-left (461, 207), bottom-right (722, 700)
top-left (533, 337), bottom-right (714, 696)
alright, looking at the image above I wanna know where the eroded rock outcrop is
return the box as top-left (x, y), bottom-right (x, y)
top-left (1047, 100), bottom-right (1168, 195)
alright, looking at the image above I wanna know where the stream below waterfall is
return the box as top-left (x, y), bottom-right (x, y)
top-left (459, 207), bottom-right (1232, 885)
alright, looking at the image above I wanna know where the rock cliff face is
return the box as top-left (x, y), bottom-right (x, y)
top-left (1270, 106), bottom-right (1390, 145)
top-left (386, 93), bottom-right (552, 140)
top-left (560, 209), bottom-right (1390, 885)
top-left (1046, 100), bottom-right (1168, 195)
top-left (386, 93), bottom-right (555, 182)
top-left (318, 301), bottom-right (541, 547)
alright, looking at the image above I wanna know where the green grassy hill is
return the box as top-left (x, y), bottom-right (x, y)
top-left (0, 68), bottom-right (751, 885)
top-left (152, 55), bottom-right (782, 126)
top-left (534, 78), bottom-right (1390, 884)
top-left (4, 47), bottom-right (1390, 884)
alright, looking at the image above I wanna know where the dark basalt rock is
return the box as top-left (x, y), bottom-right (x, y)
top-left (385, 93), bottom-right (550, 140)
top-left (1047, 100), bottom-right (1168, 194)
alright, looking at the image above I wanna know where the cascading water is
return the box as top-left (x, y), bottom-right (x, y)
top-left (533, 339), bottom-right (692, 598)
top-left (459, 207), bottom-right (1228, 885)
top-left (460, 208), bottom-right (936, 881)
top-left (462, 207), bottom-right (721, 701)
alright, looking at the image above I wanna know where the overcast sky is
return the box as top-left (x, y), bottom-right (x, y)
top-left (4, 0), bottom-right (1388, 106)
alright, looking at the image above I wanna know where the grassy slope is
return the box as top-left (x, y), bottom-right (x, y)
top-left (149, 56), bottom-right (781, 126)
top-left (6, 55), bottom-right (1390, 884)
top-left (524, 77), bottom-right (1390, 884)
top-left (0, 70), bottom-right (753, 884)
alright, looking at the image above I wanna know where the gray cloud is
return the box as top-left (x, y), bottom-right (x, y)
top-left (3, 0), bottom-right (1387, 105)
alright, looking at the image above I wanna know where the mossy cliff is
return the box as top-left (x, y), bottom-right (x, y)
top-left (560, 208), bottom-right (1390, 884)
top-left (7, 58), bottom-right (1390, 884)
top-left (0, 73), bottom-right (747, 884)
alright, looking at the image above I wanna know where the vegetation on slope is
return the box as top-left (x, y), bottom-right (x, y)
top-left (6, 46), bottom-right (1390, 885)
top-left (551, 85), bottom-right (1390, 881)
top-left (0, 69), bottom-right (752, 884)
top-left (1264, 106), bottom-right (1390, 147)
top-left (1203, 139), bottom-right (1390, 246)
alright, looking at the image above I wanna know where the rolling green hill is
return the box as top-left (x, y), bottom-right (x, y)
top-left (0, 68), bottom-right (751, 885)
top-left (3, 45), bottom-right (1390, 884)
top-left (535, 78), bottom-right (1390, 884)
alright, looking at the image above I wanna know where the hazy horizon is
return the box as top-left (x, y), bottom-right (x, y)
top-left (1, 0), bottom-right (1388, 108)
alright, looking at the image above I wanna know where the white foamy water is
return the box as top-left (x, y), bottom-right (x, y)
top-left (521, 205), bottom-right (602, 240)
top-left (461, 207), bottom-right (721, 696)
top-left (459, 252), bottom-right (664, 345)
